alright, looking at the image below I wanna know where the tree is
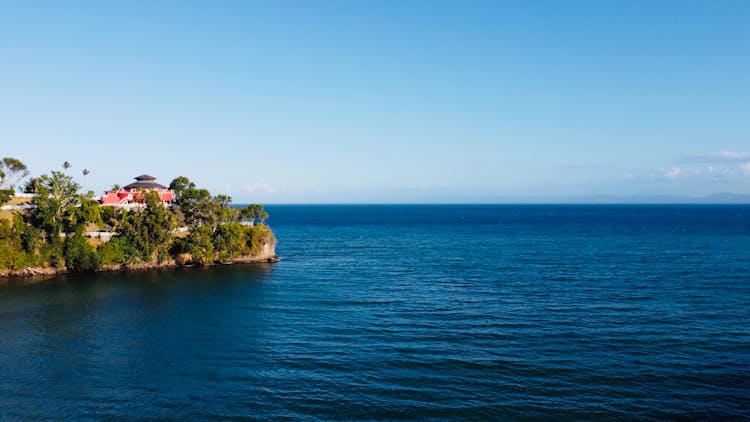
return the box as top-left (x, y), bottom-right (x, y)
top-left (213, 222), bottom-right (245, 261)
top-left (31, 171), bottom-right (83, 238)
top-left (0, 190), bottom-right (11, 205)
top-left (118, 190), bottom-right (175, 262)
top-left (82, 169), bottom-right (90, 192)
top-left (173, 225), bottom-right (214, 265)
top-left (101, 205), bottom-right (127, 232)
top-left (0, 216), bottom-right (38, 269)
top-left (169, 176), bottom-right (195, 203)
top-left (212, 194), bottom-right (236, 227)
top-left (64, 196), bottom-right (103, 234)
top-left (178, 186), bottom-right (214, 227)
top-left (169, 178), bottom-right (240, 230)
top-left (239, 204), bottom-right (268, 225)
top-left (179, 188), bottom-right (238, 231)
top-left (23, 177), bottom-right (40, 194)
top-left (0, 157), bottom-right (29, 190)
top-left (64, 233), bottom-right (100, 271)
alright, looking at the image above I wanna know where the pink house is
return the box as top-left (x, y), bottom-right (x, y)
top-left (101, 174), bottom-right (175, 206)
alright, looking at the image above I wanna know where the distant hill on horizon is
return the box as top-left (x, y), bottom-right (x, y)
top-left (243, 193), bottom-right (750, 205)
top-left (483, 193), bottom-right (750, 204)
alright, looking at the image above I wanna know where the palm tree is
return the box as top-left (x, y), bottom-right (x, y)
top-left (82, 169), bottom-right (90, 194)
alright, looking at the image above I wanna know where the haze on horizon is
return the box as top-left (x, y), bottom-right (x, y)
top-left (1, 0), bottom-right (748, 204)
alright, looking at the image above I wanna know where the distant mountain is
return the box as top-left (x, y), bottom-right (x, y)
top-left (487, 193), bottom-right (750, 204)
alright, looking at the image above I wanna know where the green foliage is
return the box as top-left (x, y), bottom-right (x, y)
top-left (0, 243), bottom-right (36, 269)
top-left (213, 222), bottom-right (246, 261)
top-left (0, 157), bottom-right (29, 190)
top-left (1, 160), bottom-right (276, 273)
top-left (167, 180), bottom-right (273, 264)
top-left (98, 236), bottom-right (135, 265)
top-left (0, 157), bottom-right (29, 204)
top-left (246, 223), bottom-right (275, 256)
top-left (64, 197), bottom-right (103, 234)
top-left (171, 225), bottom-right (214, 265)
top-left (63, 233), bottom-right (100, 272)
top-left (239, 204), bottom-right (268, 224)
top-left (178, 186), bottom-right (214, 226)
top-left (118, 191), bottom-right (175, 262)
top-left (40, 241), bottom-right (65, 268)
top-left (90, 190), bottom-right (177, 267)
top-left (0, 189), bottom-right (11, 205)
top-left (0, 218), bottom-right (41, 269)
top-left (31, 170), bottom-right (84, 238)
top-left (177, 182), bottom-right (237, 230)
top-left (23, 177), bottom-right (40, 194)
top-left (20, 225), bottom-right (41, 254)
top-left (101, 206), bottom-right (128, 232)
top-left (171, 220), bottom-right (275, 265)
top-left (169, 176), bottom-right (195, 203)
top-left (0, 219), bottom-right (20, 269)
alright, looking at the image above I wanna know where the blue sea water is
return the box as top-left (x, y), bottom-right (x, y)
top-left (1, 205), bottom-right (749, 420)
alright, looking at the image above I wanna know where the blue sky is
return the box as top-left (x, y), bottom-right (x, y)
top-left (1, 0), bottom-right (748, 203)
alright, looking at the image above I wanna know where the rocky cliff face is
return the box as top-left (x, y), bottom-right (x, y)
top-left (0, 266), bottom-right (65, 279)
top-left (233, 241), bottom-right (278, 263)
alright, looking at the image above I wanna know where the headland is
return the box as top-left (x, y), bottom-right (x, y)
top-left (0, 158), bottom-right (277, 280)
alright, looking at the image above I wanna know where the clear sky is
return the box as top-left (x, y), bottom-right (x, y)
top-left (1, 0), bottom-right (748, 203)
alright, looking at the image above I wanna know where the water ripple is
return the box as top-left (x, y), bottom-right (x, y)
top-left (0, 205), bottom-right (749, 419)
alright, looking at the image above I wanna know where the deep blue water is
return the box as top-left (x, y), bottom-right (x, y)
top-left (1, 205), bottom-right (749, 420)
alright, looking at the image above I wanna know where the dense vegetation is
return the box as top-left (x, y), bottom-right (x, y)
top-left (1, 158), bottom-right (275, 272)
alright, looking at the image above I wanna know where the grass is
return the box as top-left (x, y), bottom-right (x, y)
top-left (1, 195), bottom-right (33, 221)
top-left (87, 237), bottom-right (104, 247)
top-left (0, 210), bottom-right (18, 221)
top-left (5, 196), bottom-right (32, 205)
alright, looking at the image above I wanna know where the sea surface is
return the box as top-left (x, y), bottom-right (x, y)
top-left (1, 205), bottom-right (749, 420)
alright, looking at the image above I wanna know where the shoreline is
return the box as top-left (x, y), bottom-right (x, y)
top-left (0, 249), bottom-right (278, 283)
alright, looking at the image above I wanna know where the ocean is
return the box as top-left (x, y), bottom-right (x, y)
top-left (1, 205), bottom-right (748, 419)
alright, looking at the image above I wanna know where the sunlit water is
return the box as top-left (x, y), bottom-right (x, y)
top-left (1, 205), bottom-right (749, 419)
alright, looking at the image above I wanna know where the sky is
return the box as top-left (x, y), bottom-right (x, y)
top-left (1, 0), bottom-right (749, 203)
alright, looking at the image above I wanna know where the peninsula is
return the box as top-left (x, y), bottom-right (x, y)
top-left (0, 158), bottom-right (277, 278)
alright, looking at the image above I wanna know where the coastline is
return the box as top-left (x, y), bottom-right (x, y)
top-left (0, 242), bottom-right (278, 283)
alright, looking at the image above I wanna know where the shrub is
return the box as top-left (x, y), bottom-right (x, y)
top-left (64, 234), bottom-right (100, 271)
top-left (246, 223), bottom-right (275, 256)
top-left (98, 236), bottom-right (135, 265)
top-left (213, 222), bottom-right (246, 262)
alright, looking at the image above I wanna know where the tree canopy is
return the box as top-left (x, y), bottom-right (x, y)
top-left (0, 157), bottom-right (29, 190)
top-left (169, 176), bottom-right (194, 203)
top-left (31, 170), bottom-right (84, 238)
top-left (1, 157), bottom-right (29, 203)
top-left (239, 204), bottom-right (268, 224)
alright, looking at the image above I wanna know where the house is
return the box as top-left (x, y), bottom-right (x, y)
top-left (101, 174), bottom-right (175, 206)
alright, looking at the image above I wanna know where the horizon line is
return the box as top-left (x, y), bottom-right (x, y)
top-left (237, 202), bottom-right (750, 206)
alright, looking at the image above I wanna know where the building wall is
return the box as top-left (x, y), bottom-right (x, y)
top-left (101, 189), bottom-right (175, 205)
